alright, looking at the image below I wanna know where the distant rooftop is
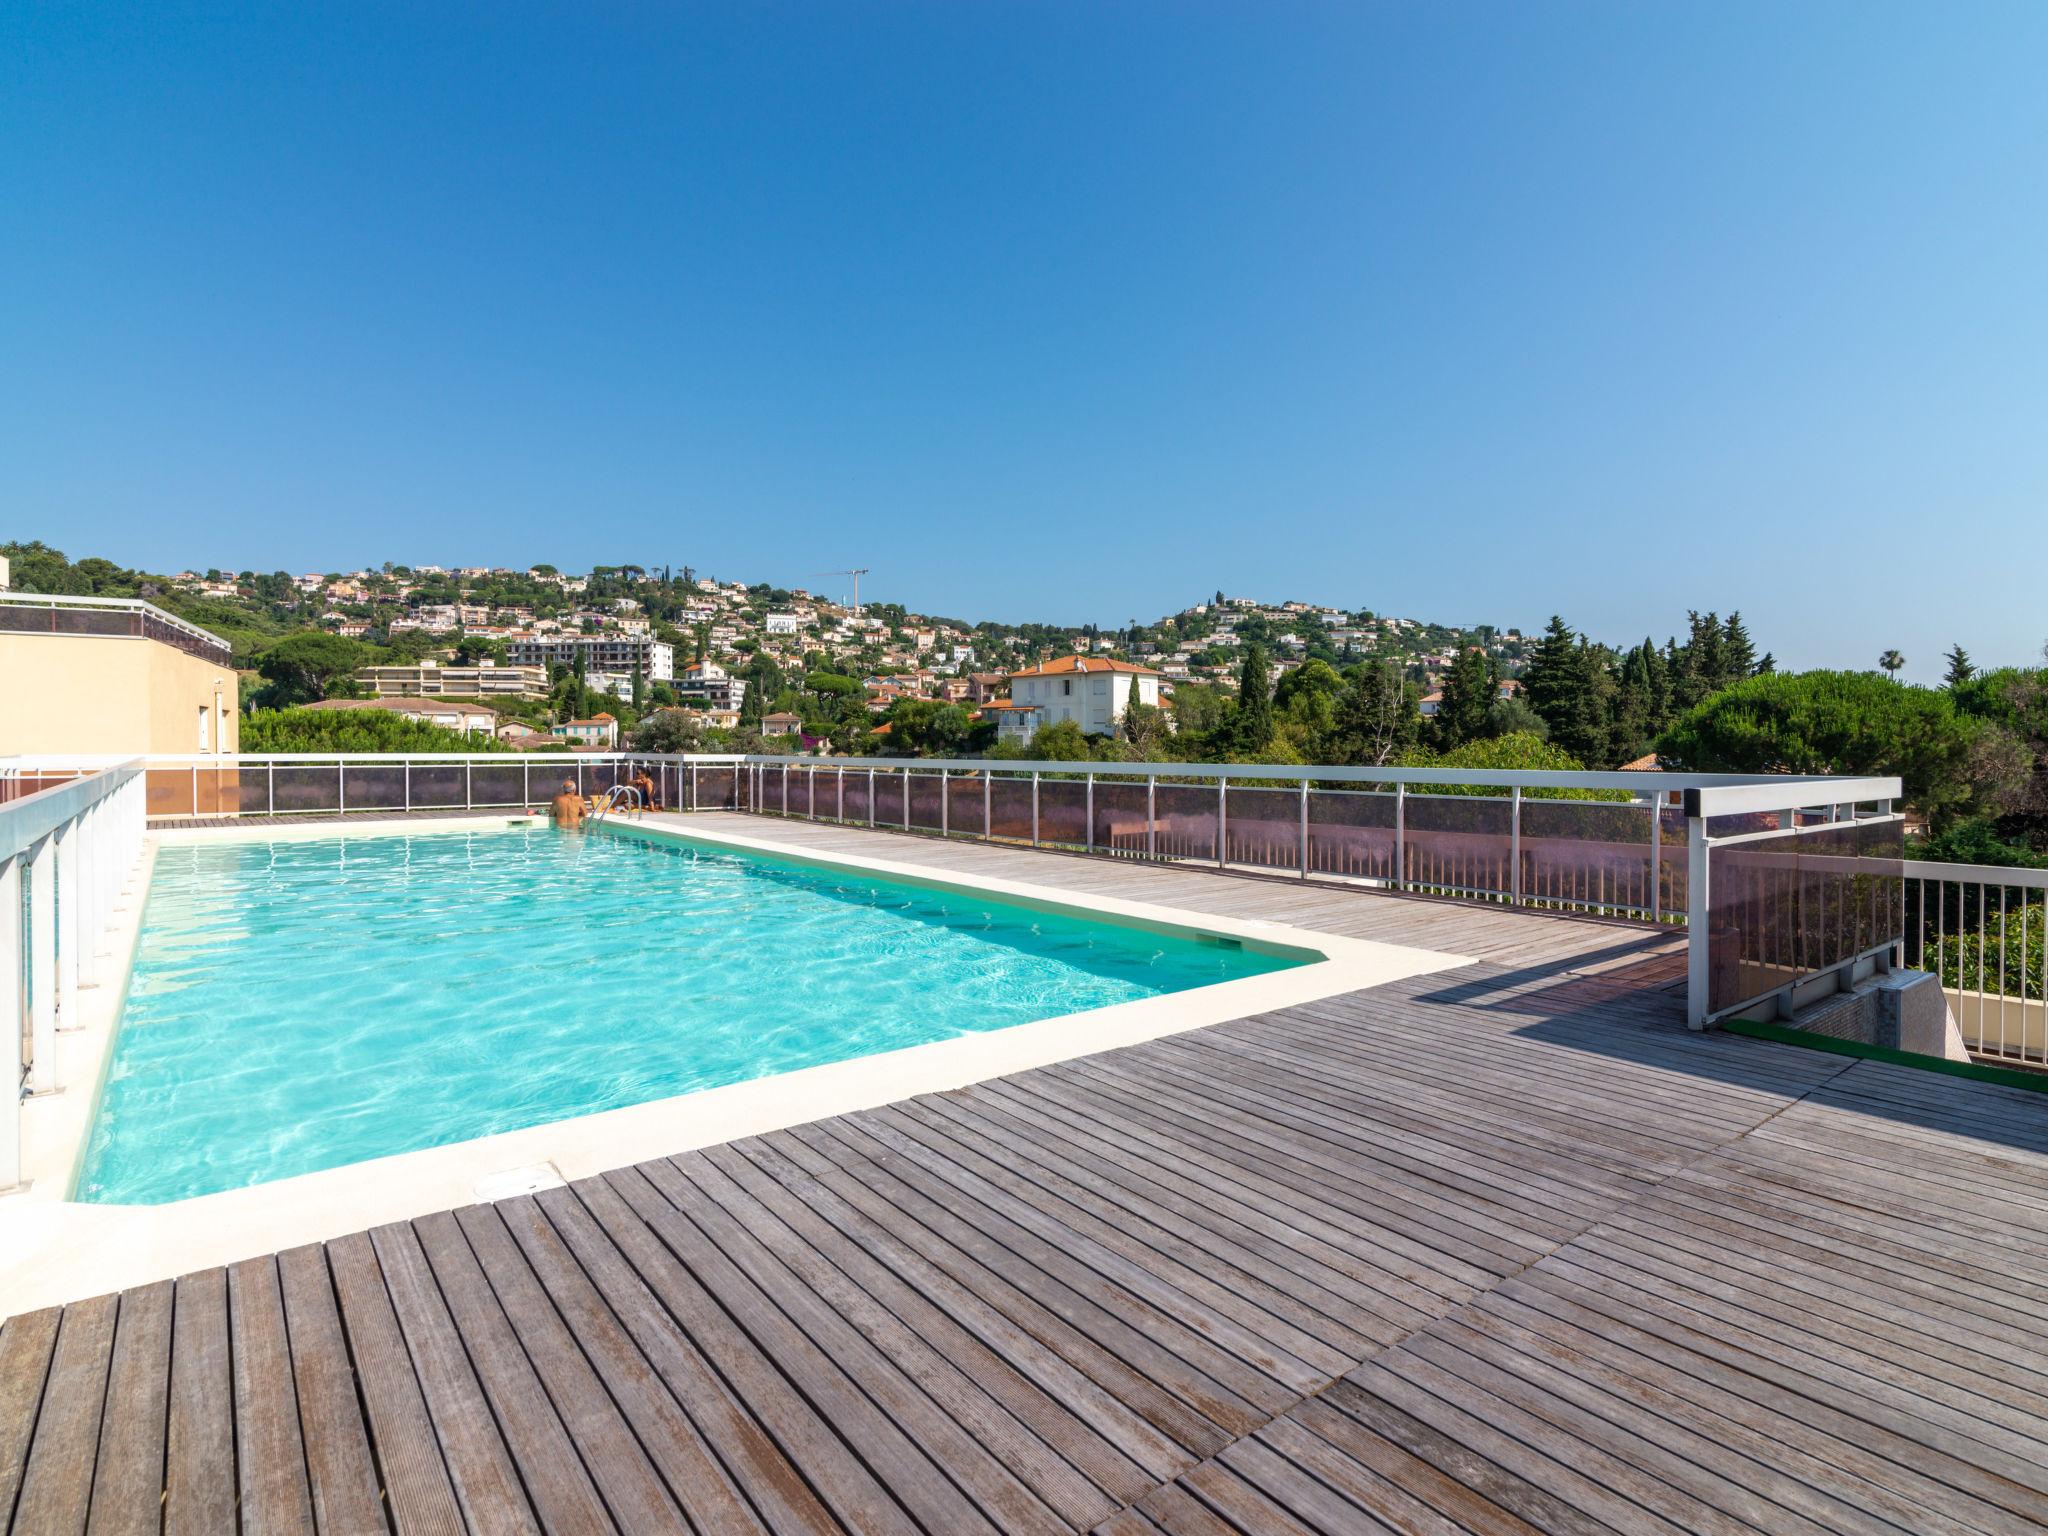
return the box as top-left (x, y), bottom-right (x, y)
top-left (0, 591), bottom-right (233, 664)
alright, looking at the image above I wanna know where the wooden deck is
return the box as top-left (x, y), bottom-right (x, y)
top-left (6, 815), bottom-right (2047, 1534)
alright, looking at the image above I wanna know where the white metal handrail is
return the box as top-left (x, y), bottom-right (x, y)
top-left (1902, 859), bottom-right (2048, 1064)
top-left (2, 762), bottom-right (148, 1194)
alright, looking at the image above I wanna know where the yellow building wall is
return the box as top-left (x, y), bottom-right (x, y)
top-left (0, 634), bottom-right (240, 756)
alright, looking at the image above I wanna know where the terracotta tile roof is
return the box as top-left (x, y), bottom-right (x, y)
top-left (1010, 655), bottom-right (1159, 679)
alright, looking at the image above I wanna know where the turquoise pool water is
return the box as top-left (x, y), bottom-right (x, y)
top-left (82, 824), bottom-right (1299, 1203)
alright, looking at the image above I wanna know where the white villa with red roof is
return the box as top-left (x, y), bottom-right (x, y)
top-left (990, 655), bottom-right (1161, 744)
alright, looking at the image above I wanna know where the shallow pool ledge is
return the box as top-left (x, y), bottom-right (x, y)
top-left (0, 813), bottom-right (1472, 1319)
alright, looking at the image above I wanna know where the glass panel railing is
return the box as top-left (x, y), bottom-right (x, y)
top-left (1090, 780), bottom-right (1149, 857)
top-left (1223, 785), bottom-right (1299, 872)
top-left (1152, 783), bottom-right (1218, 864)
top-left (1306, 789), bottom-right (1398, 882)
top-left (1035, 778), bottom-right (1088, 848)
top-left (988, 778), bottom-right (1033, 842)
top-left (1402, 794), bottom-right (1513, 900)
top-left (1519, 799), bottom-right (1657, 918)
top-left (1706, 818), bottom-right (1904, 1016)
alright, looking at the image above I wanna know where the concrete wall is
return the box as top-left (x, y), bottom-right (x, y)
top-left (0, 633), bottom-right (239, 756)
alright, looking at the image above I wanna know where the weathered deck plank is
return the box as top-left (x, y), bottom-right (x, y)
top-left (10, 817), bottom-right (2046, 1534)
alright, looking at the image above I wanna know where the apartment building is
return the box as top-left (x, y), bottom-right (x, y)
top-left (505, 634), bottom-right (674, 682)
top-left (675, 660), bottom-right (747, 711)
top-left (357, 662), bottom-right (551, 700)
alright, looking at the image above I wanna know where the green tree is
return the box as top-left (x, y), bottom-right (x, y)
top-left (1879, 649), bottom-right (1906, 679)
top-left (1327, 660), bottom-right (1419, 766)
top-left (1028, 719), bottom-right (1093, 761)
top-left (255, 632), bottom-right (372, 707)
top-left (1943, 644), bottom-right (1974, 689)
top-left (241, 708), bottom-right (511, 753)
top-left (1658, 670), bottom-right (1987, 828)
top-left (1432, 647), bottom-right (1494, 750)
top-left (629, 708), bottom-right (706, 752)
top-left (1721, 612), bottom-right (1757, 679)
top-left (1234, 644), bottom-right (1274, 753)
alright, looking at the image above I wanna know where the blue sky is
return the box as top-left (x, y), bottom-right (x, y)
top-left (4, 2), bottom-right (2044, 680)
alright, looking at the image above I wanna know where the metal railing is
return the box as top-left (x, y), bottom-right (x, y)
top-left (0, 752), bottom-right (1909, 1035)
top-left (2, 761), bottom-right (148, 1192)
top-left (1683, 779), bottom-right (1906, 1028)
top-left (0, 591), bottom-right (235, 663)
top-left (1903, 860), bottom-right (2048, 1064)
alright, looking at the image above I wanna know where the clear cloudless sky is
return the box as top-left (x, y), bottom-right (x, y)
top-left (4, 2), bottom-right (2044, 679)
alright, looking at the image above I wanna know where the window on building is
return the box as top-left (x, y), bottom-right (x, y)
top-left (1062, 679), bottom-right (1071, 696)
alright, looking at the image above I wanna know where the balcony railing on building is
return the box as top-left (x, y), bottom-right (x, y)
top-left (0, 591), bottom-right (235, 664)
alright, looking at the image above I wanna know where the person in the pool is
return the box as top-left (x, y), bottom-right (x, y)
top-left (631, 766), bottom-right (659, 811)
top-left (550, 779), bottom-right (588, 829)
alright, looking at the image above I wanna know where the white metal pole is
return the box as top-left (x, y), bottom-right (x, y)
top-left (1147, 776), bottom-right (1156, 861)
top-left (1649, 796), bottom-right (1663, 924)
top-left (1, 854), bottom-right (22, 1190)
top-left (1395, 782), bottom-right (1406, 890)
top-left (1509, 787), bottom-right (1522, 908)
top-left (27, 836), bottom-right (57, 1095)
top-left (1085, 774), bottom-right (1094, 854)
top-left (1031, 773), bottom-right (1040, 846)
top-left (54, 825), bottom-right (79, 1032)
top-left (1216, 776), bottom-right (1227, 870)
top-left (1686, 812), bottom-right (1711, 1029)
top-left (1299, 777), bottom-right (1310, 880)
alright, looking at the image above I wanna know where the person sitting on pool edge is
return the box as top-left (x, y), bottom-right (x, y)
top-left (550, 779), bottom-right (588, 829)
top-left (631, 765), bottom-right (659, 811)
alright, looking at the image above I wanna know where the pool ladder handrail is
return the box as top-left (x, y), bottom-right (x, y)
top-left (589, 783), bottom-right (644, 823)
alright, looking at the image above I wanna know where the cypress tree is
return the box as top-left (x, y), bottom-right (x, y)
top-left (1235, 643), bottom-right (1274, 752)
top-left (1435, 647), bottom-right (1493, 749)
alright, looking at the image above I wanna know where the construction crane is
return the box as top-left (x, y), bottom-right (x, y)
top-left (809, 568), bottom-right (870, 615)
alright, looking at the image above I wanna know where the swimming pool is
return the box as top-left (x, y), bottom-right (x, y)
top-left (81, 823), bottom-right (1301, 1203)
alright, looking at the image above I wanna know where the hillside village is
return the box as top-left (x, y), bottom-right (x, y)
top-left (151, 557), bottom-right (1530, 745)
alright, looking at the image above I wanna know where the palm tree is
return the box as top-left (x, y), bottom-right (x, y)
top-left (1878, 649), bottom-right (1905, 679)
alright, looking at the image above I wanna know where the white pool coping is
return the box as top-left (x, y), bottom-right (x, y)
top-left (0, 812), bottom-right (1471, 1319)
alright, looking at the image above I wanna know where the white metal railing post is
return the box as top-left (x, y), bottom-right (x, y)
top-left (267, 760), bottom-right (276, 816)
top-left (837, 768), bottom-right (844, 822)
top-left (940, 770), bottom-right (949, 837)
top-left (1509, 787), bottom-right (1522, 907)
top-left (1299, 777), bottom-right (1310, 880)
top-left (868, 768), bottom-right (876, 827)
top-left (1, 853), bottom-right (22, 1191)
top-left (1395, 782), bottom-right (1406, 889)
top-left (1685, 806), bottom-right (1711, 1029)
top-left (1649, 796), bottom-right (1662, 924)
top-left (338, 760), bottom-right (347, 816)
top-left (404, 759), bottom-right (412, 813)
top-left (1146, 775), bottom-right (1156, 861)
top-left (1031, 773), bottom-right (1040, 846)
top-left (1216, 776), bottom-right (1227, 871)
top-left (466, 759), bottom-right (473, 811)
top-left (1085, 774), bottom-right (1094, 854)
top-left (901, 770), bottom-right (910, 830)
top-left (54, 823), bottom-right (79, 1031)
top-left (983, 772), bottom-right (991, 841)
top-left (27, 835), bottom-right (57, 1095)
top-left (688, 765), bottom-right (697, 810)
